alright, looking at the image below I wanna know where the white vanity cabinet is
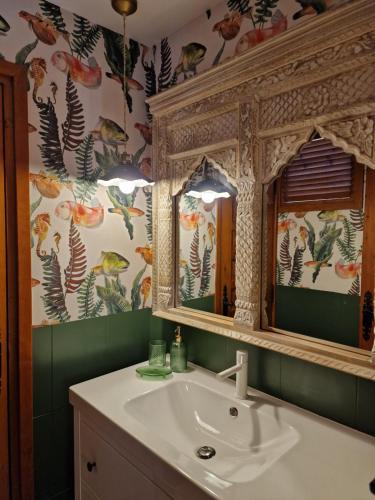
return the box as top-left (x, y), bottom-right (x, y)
top-left (76, 416), bottom-right (170, 500)
top-left (72, 401), bottom-right (211, 500)
top-left (70, 364), bottom-right (375, 500)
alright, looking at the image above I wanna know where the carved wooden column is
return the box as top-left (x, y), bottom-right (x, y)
top-left (234, 181), bottom-right (262, 328)
top-left (153, 117), bottom-right (174, 310)
top-left (234, 103), bottom-right (262, 328)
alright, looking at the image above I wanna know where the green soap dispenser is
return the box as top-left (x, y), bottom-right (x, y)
top-left (170, 326), bottom-right (187, 372)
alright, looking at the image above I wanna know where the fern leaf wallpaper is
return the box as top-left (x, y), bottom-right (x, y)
top-left (0, 0), bottom-right (355, 326)
top-left (154, 0), bottom-right (353, 88)
top-left (276, 210), bottom-right (363, 295)
top-left (1, 0), bottom-right (152, 326)
top-left (179, 195), bottom-right (217, 302)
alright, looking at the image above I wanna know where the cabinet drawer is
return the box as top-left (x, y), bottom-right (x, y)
top-left (80, 419), bottom-right (170, 500)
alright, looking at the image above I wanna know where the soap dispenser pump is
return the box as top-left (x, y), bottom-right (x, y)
top-left (170, 326), bottom-right (187, 373)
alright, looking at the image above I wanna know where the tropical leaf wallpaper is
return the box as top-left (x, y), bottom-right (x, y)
top-left (276, 209), bottom-right (363, 295)
top-left (179, 196), bottom-right (217, 302)
top-left (0, 0), bottom-right (355, 326)
top-left (0, 0), bottom-right (153, 326)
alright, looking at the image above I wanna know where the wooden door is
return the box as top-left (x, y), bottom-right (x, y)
top-left (0, 60), bottom-right (33, 500)
top-left (0, 71), bottom-right (10, 500)
top-left (215, 197), bottom-right (236, 317)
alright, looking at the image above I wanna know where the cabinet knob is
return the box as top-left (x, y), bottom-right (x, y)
top-left (87, 461), bottom-right (96, 472)
top-left (370, 478), bottom-right (375, 495)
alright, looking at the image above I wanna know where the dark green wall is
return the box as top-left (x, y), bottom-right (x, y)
top-left (182, 295), bottom-right (215, 313)
top-left (33, 310), bottom-right (375, 500)
top-left (32, 309), bottom-right (151, 500)
top-left (275, 285), bottom-right (360, 347)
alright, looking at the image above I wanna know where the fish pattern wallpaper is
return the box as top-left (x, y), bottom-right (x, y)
top-left (153, 0), bottom-right (354, 91)
top-left (276, 209), bottom-right (363, 295)
top-left (179, 195), bottom-right (217, 302)
top-left (0, 0), bottom-right (153, 326)
top-left (0, 0), bottom-right (355, 326)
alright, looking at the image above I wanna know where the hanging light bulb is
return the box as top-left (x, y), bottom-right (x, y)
top-left (98, 157), bottom-right (154, 193)
top-left (97, 0), bottom-right (154, 193)
top-left (185, 162), bottom-right (231, 202)
top-left (119, 181), bottom-right (136, 194)
top-left (201, 191), bottom-right (220, 204)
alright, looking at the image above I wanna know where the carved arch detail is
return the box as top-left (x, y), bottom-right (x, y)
top-left (171, 148), bottom-right (238, 196)
top-left (316, 115), bottom-right (375, 169)
top-left (262, 114), bottom-right (375, 189)
top-left (261, 129), bottom-right (313, 184)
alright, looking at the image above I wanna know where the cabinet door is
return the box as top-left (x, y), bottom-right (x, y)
top-left (82, 482), bottom-right (100, 500)
top-left (80, 420), bottom-right (171, 500)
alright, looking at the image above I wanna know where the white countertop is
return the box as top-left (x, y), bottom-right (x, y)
top-left (70, 361), bottom-right (375, 500)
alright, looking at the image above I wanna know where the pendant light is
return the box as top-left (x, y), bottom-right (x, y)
top-left (185, 160), bottom-right (231, 203)
top-left (98, 0), bottom-right (154, 194)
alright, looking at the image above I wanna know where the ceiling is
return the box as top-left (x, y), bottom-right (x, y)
top-left (54, 0), bottom-right (223, 46)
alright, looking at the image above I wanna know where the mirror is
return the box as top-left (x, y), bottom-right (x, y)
top-left (177, 159), bottom-right (237, 317)
top-left (149, 1), bottom-right (375, 381)
top-left (265, 134), bottom-right (373, 351)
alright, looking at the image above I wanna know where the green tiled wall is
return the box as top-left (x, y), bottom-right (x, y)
top-left (32, 308), bottom-right (151, 500)
top-left (33, 310), bottom-right (375, 500)
top-left (182, 295), bottom-right (215, 313)
top-left (275, 286), bottom-right (360, 347)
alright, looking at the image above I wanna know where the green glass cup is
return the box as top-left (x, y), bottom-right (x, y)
top-left (148, 340), bottom-right (167, 367)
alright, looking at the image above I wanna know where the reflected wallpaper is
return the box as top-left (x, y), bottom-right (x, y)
top-left (276, 209), bottom-right (363, 295)
top-left (179, 195), bottom-right (217, 301)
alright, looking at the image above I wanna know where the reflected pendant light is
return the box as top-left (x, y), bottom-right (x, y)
top-left (185, 161), bottom-right (231, 204)
top-left (98, 0), bottom-right (154, 194)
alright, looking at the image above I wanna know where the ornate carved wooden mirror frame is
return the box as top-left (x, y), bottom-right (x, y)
top-left (148, 0), bottom-right (375, 381)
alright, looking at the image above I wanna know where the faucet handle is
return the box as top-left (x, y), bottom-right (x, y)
top-left (236, 350), bottom-right (248, 365)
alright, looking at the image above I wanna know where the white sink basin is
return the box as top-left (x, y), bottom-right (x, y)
top-left (124, 380), bottom-right (299, 483)
top-left (70, 362), bottom-right (375, 499)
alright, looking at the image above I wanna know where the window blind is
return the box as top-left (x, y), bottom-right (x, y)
top-left (280, 138), bottom-right (354, 204)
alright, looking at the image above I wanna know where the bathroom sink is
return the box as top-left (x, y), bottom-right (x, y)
top-left (124, 380), bottom-right (299, 483)
top-left (70, 363), bottom-right (375, 499)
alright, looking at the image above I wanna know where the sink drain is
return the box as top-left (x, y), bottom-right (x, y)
top-left (196, 446), bottom-right (216, 459)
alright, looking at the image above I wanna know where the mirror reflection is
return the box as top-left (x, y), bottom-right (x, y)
top-left (266, 134), bottom-right (373, 350)
top-left (178, 159), bottom-right (237, 317)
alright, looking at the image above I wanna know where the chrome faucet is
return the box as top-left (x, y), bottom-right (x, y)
top-left (217, 350), bottom-right (248, 399)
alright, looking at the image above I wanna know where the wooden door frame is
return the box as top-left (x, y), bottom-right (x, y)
top-left (215, 197), bottom-right (236, 317)
top-left (0, 64), bottom-right (10, 500)
top-left (0, 59), bottom-right (33, 500)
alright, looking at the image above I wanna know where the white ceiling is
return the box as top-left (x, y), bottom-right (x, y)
top-left (54, 0), bottom-right (224, 46)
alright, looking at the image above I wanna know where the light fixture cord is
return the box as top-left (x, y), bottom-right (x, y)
top-left (122, 12), bottom-right (127, 157)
